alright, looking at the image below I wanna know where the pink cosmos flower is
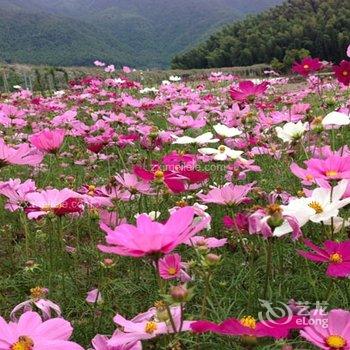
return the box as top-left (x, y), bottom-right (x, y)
top-left (298, 239), bottom-right (350, 277)
top-left (86, 289), bottom-right (102, 304)
top-left (0, 179), bottom-right (36, 211)
top-left (134, 164), bottom-right (209, 193)
top-left (185, 236), bottom-right (227, 249)
top-left (10, 287), bottom-right (61, 321)
top-left (0, 139), bottom-right (43, 167)
top-left (229, 81), bottom-right (269, 102)
top-left (162, 151), bottom-right (197, 171)
top-left (0, 311), bottom-right (83, 349)
top-left (158, 253), bottom-right (181, 279)
top-left (223, 213), bottom-right (249, 233)
top-left (292, 155), bottom-right (350, 184)
top-left (191, 315), bottom-right (304, 339)
top-left (292, 57), bottom-right (323, 77)
top-left (25, 189), bottom-right (82, 219)
top-left (301, 309), bottom-right (350, 350)
top-left (197, 183), bottom-right (254, 205)
top-left (98, 207), bottom-right (210, 257)
top-left (134, 165), bottom-right (187, 193)
top-left (92, 334), bottom-right (141, 350)
top-left (29, 129), bottom-right (65, 153)
top-left (114, 173), bottom-right (153, 195)
top-left (249, 207), bottom-right (302, 240)
top-left (99, 210), bottom-right (126, 229)
top-left (109, 306), bottom-right (193, 347)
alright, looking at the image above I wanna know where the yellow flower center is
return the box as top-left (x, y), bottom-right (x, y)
top-left (87, 184), bottom-right (96, 196)
top-left (154, 170), bottom-right (164, 181)
top-left (303, 64), bottom-right (310, 69)
top-left (218, 145), bottom-right (226, 153)
top-left (30, 286), bottom-right (46, 300)
top-left (266, 204), bottom-right (282, 215)
top-left (329, 253), bottom-right (343, 263)
top-left (326, 335), bottom-right (346, 348)
top-left (42, 205), bottom-right (52, 212)
top-left (343, 71), bottom-right (349, 76)
top-left (240, 316), bottom-right (256, 329)
top-left (308, 201), bottom-right (323, 214)
top-left (167, 267), bottom-right (177, 275)
top-left (145, 321), bottom-right (158, 334)
top-left (306, 174), bottom-right (314, 181)
top-left (11, 336), bottom-right (34, 350)
top-left (326, 170), bottom-right (338, 178)
top-left (175, 200), bottom-right (188, 207)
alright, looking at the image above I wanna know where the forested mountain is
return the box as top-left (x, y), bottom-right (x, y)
top-left (0, 0), bottom-right (282, 68)
top-left (171, 0), bottom-right (350, 69)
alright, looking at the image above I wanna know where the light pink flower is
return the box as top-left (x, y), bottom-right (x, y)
top-left (0, 179), bottom-right (36, 211)
top-left (92, 334), bottom-right (141, 350)
top-left (10, 287), bottom-right (61, 321)
top-left (197, 183), bottom-right (254, 205)
top-left (0, 311), bottom-right (83, 349)
top-left (185, 236), bottom-right (227, 249)
top-left (86, 289), bottom-right (102, 304)
top-left (301, 309), bottom-right (350, 350)
top-left (109, 306), bottom-right (193, 347)
top-left (0, 139), bottom-right (43, 167)
top-left (25, 189), bottom-right (82, 219)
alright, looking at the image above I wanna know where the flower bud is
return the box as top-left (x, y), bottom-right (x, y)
top-left (170, 285), bottom-right (188, 302)
top-left (205, 253), bottom-right (221, 266)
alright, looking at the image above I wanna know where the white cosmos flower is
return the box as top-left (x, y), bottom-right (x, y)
top-left (140, 87), bottom-right (158, 94)
top-left (169, 75), bottom-right (181, 82)
top-left (273, 180), bottom-right (350, 236)
top-left (285, 179), bottom-right (350, 223)
top-left (172, 132), bottom-right (219, 145)
top-left (134, 211), bottom-right (161, 221)
top-left (322, 111), bottom-right (350, 126)
top-left (198, 145), bottom-right (244, 161)
top-left (213, 124), bottom-right (242, 138)
top-left (275, 121), bottom-right (308, 143)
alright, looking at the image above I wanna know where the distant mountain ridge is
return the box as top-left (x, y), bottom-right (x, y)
top-left (0, 0), bottom-right (283, 68)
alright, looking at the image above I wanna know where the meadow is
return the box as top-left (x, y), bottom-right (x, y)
top-left (0, 56), bottom-right (349, 350)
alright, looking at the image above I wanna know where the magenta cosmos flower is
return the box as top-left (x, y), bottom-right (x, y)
top-left (29, 129), bottom-right (65, 153)
top-left (301, 309), bottom-right (350, 350)
top-left (197, 183), bottom-right (254, 205)
top-left (0, 138), bottom-right (43, 167)
top-left (0, 311), bottom-right (83, 350)
top-left (333, 60), bottom-right (350, 86)
top-left (298, 239), bottom-right (350, 277)
top-left (158, 253), bottom-right (181, 280)
top-left (292, 57), bottom-right (323, 77)
top-left (98, 207), bottom-right (210, 257)
top-left (191, 314), bottom-right (304, 339)
top-left (229, 80), bottom-right (269, 102)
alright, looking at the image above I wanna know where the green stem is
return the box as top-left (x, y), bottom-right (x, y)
top-left (263, 239), bottom-right (273, 300)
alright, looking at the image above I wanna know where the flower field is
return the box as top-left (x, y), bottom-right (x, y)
top-left (0, 54), bottom-right (349, 350)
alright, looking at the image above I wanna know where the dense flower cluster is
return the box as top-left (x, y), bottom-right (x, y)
top-left (0, 50), bottom-right (349, 349)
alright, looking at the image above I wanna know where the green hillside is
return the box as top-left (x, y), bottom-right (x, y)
top-left (171, 0), bottom-right (350, 69)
